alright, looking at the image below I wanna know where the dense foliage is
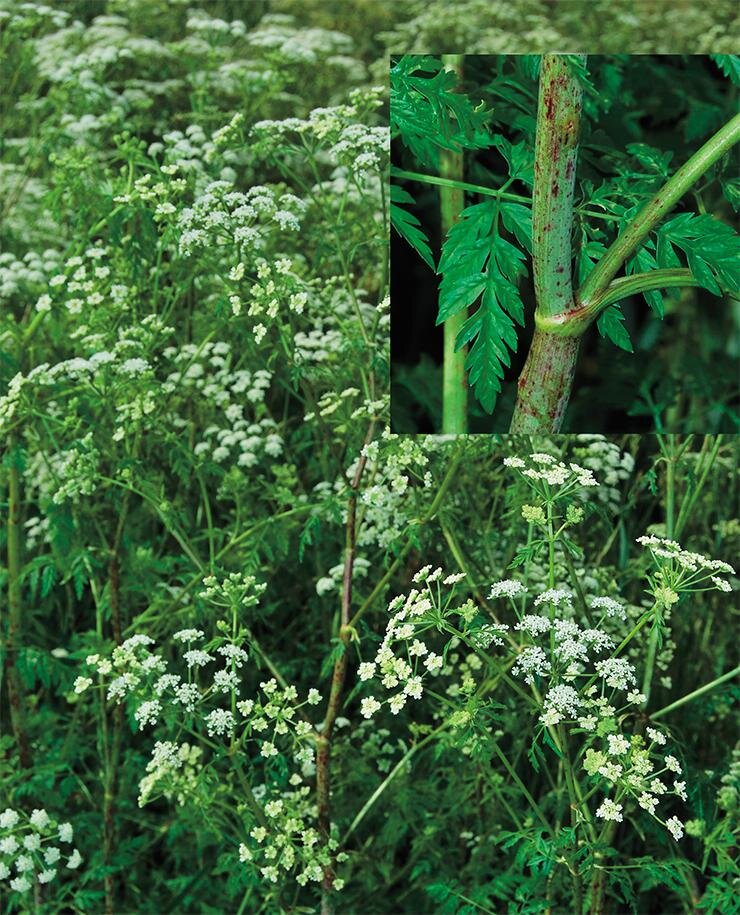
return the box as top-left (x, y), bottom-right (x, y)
top-left (1, 2), bottom-right (739, 914)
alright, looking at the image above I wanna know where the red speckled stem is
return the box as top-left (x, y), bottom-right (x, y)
top-left (531, 54), bottom-right (584, 318)
top-left (509, 328), bottom-right (580, 432)
top-left (510, 55), bottom-right (584, 432)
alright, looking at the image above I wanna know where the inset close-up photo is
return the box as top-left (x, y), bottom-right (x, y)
top-left (391, 54), bottom-right (740, 434)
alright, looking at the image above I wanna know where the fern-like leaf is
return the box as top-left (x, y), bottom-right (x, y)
top-left (390, 185), bottom-right (435, 269)
top-left (437, 201), bottom-right (526, 413)
top-left (657, 212), bottom-right (740, 295)
top-left (390, 55), bottom-right (492, 168)
top-left (711, 54), bottom-right (740, 86)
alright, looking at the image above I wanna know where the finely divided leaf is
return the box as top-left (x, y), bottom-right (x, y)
top-left (500, 201), bottom-right (533, 253)
top-left (390, 184), bottom-right (435, 269)
top-left (658, 212), bottom-right (740, 295)
top-left (597, 305), bottom-right (633, 353)
top-left (437, 200), bottom-right (526, 413)
top-left (390, 55), bottom-right (492, 168)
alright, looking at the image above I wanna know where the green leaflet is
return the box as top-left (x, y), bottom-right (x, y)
top-left (657, 212), bottom-right (740, 295)
top-left (597, 306), bottom-right (633, 353)
top-left (390, 184), bottom-right (435, 269)
top-left (437, 200), bottom-right (527, 413)
top-left (711, 54), bottom-right (740, 86)
top-left (390, 55), bottom-right (492, 168)
top-left (577, 238), bottom-right (607, 287)
top-left (626, 243), bottom-right (664, 318)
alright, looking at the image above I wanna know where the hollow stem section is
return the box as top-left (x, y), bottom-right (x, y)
top-left (440, 54), bottom-right (467, 433)
top-left (509, 328), bottom-right (580, 432)
top-left (532, 54), bottom-right (584, 318)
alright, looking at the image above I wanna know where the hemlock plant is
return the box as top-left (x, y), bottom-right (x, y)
top-left (390, 54), bottom-right (740, 432)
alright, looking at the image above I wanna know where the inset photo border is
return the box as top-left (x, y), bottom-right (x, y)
top-left (390, 54), bottom-right (740, 434)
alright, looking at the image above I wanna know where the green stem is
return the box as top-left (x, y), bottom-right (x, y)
top-left (642, 438), bottom-right (676, 704)
top-left (490, 739), bottom-right (551, 834)
top-left (532, 54), bottom-right (585, 319)
top-left (440, 54), bottom-right (468, 434)
top-left (532, 54), bottom-right (586, 315)
top-left (537, 269), bottom-right (702, 334)
top-left (651, 665), bottom-right (740, 721)
top-left (391, 167), bottom-right (530, 204)
top-left (510, 55), bottom-right (584, 433)
top-left (578, 111), bottom-right (740, 308)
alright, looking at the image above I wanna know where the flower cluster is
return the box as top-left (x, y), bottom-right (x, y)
top-left (503, 453), bottom-right (599, 493)
top-left (586, 727), bottom-right (688, 840)
top-left (177, 180), bottom-right (307, 258)
top-left (0, 808), bottom-right (82, 894)
top-left (359, 566), bottom-right (507, 719)
top-left (637, 535), bottom-right (735, 602)
top-left (238, 781), bottom-right (347, 891)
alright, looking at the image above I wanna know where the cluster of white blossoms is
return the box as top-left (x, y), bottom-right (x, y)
top-left (228, 255), bottom-right (312, 341)
top-left (238, 780), bottom-right (347, 891)
top-left (251, 87), bottom-right (384, 158)
top-left (358, 566), bottom-right (505, 720)
top-left (177, 180), bottom-right (307, 258)
top-left (137, 741), bottom-right (203, 808)
top-left (0, 314), bottom-right (172, 440)
top-left (637, 535), bottom-right (735, 601)
top-left (0, 248), bottom-right (61, 302)
top-left (78, 573), bottom-right (317, 761)
top-left (503, 453), bottom-right (599, 493)
top-left (585, 727), bottom-right (688, 840)
top-left (0, 808), bottom-right (82, 894)
top-left (28, 242), bottom-right (132, 318)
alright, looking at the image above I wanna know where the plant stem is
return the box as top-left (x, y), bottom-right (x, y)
top-left (651, 664), bottom-right (740, 721)
top-left (391, 167), bottom-right (531, 204)
top-left (317, 421), bottom-right (374, 914)
top-left (578, 111), bottom-right (740, 309)
top-left (3, 439), bottom-right (33, 769)
top-left (642, 436), bottom-right (676, 704)
top-left (531, 54), bottom-right (584, 318)
top-left (510, 55), bottom-right (584, 433)
top-left (509, 327), bottom-right (580, 432)
top-left (440, 54), bottom-right (468, 434)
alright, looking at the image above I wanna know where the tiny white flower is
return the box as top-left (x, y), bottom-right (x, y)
top-left (360, 696), bottom-right (381, 719)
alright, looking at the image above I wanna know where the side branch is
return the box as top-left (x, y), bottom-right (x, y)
top-left (578, 111), bottom-right (740, 308)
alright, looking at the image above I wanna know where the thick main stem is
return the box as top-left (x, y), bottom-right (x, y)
top-left (531, 54), bottom-right (584, 318)
top-left (509, 327), bottom-right (580, 432)
top-left (510, 55), bottom-right (584, 432)
top-left (440, 54), bottom-right (468, 434)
